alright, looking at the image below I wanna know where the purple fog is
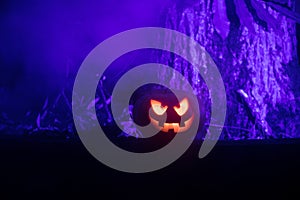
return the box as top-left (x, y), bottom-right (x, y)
top-left (0, 0), bottom-right (300, 140)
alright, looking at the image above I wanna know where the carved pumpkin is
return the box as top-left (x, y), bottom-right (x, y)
top-left (130, 85), bottom-right (201, 135)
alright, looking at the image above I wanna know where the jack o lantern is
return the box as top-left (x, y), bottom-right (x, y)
top-left (149, 97), bottom-right (194, 133)
top-left (130, 84), bottom-right (200, 135)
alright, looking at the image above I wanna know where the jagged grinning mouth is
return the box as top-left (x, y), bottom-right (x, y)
top-left (150, 115), bottom-right (194, 133)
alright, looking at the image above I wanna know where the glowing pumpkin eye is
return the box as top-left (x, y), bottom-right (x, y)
top-left (173, 98), bottom-right (189, 116)
top-left (151, 99), bottom-right (168, 115)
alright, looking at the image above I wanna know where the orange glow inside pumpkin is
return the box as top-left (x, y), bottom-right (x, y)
top-left (173, 98), bottom-right (189, 116)
top-left (149, 98), bottom-right (193, 133)
top-left (150, 99), bottom-right (168, 115)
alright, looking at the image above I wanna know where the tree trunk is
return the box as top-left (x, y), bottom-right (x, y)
top-left (160, 0), bottom-right (299, 139)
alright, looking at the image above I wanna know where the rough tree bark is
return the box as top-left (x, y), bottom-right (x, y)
top-left (160, 0), bottom-right (299, 139)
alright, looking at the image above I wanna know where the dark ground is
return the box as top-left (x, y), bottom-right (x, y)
top-left (0, 134), bottom-right (299, 199)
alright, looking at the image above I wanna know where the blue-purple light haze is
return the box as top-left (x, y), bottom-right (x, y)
top-left (0, 0), bottom-right (300, 140)
top-left (0, 0), bottom-right (171, 119)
